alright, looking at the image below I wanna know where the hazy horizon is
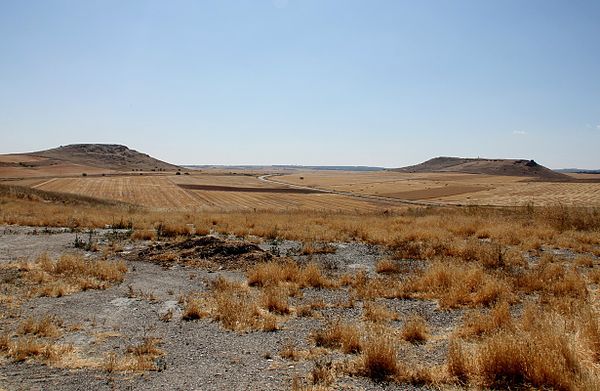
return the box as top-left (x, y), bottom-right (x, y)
top-left (2, 1), bottom-right (600, 169)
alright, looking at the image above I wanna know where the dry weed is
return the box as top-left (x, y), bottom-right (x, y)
top-left (400, 314), bottom-right (429, 343)
top-left (311, 320), bottom-right (361, 354)
top-left (375, 259), bottom-right (402, 274)
top-left (363, 301), bottom-right (398, 323)
top-left (359, 332), bottom-right (398, 381)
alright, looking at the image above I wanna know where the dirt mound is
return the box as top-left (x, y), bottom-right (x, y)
top-left (393, 157), bottom-right (570, 180)
top-left (31, 144), bottom-right (180, 171)
top-left (136, 236), bottom-right (273, 270)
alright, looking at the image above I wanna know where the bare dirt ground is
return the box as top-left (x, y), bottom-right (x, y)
top-left (0, 227), bottom-right (451, 391)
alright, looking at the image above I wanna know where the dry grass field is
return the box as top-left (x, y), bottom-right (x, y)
top-left (274, 171), bottom-right (600, 206)
top-left (19, 172), bottom-right (387, 212)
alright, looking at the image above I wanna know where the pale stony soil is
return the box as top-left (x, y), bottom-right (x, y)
top-left (0, 227), bottom-right (457, 391)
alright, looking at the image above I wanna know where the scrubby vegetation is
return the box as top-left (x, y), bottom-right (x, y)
top-left (1, 183), bottom-right (600, 389)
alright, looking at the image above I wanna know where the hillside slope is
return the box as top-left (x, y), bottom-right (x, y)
top-left (0, 144), bottom-right (180, 175)
top-left (33, 144), bottom-right (180, 171)
top-left (393, 157), bottom-right (570, 180)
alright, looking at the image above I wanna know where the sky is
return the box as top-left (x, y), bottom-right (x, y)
top-left (1, 0), bottom-right (599, 168)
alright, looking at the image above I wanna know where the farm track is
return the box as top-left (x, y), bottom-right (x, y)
top-left (258, 174), bottom-right (446, 207)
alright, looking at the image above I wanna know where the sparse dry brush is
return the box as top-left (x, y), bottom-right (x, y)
top-left (375, 258), bottom-right (402, 274)
top-left (247, 261), bottom-right (336, 289)
top-left (2, 184), bottom-right (600, 388)
top-left (2, 184), bottom-right (599, 253)
top-left (311, 320), bottom-right (362, 354)
top-left (17, 315), bottom-right (62, 338)
top-left (104, 337), bottom-right (164, 372)
top-left (450, 304), bottom-right (600, 390)
top-left (0, 253), bottom-right (127, 303)
top-left (359, 331), bottom-right (399, 381)
top-left (362, 301), bottom-right (398, 323)
top-left (409, 260), bottom-right (514, 308)
top-left (400, 314), bottom-right (429, 343)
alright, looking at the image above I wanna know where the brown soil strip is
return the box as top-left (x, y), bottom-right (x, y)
top-left (177, 184), bottom-right (320, 194)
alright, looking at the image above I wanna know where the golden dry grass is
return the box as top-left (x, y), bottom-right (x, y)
top-left (449, 304), bottom-right (600, 390)
top-left (362, 301), bottom-right (398, 323)
top-left (17, 315), bottom-right (62, 338)
top-left (103, 337), bottom-right (164, 372)
top-left (0, 253), bottom-right (127, 308)
top-left (400, 314), bottom-right (429, 343)
top-left (2, 183), bottom-right (599, 256)
top-left (375, 259), bottom-right (402, 274)
top-left (311, 320), bottom-right (362, 354)
top-left (409, 260), bottom-right (514, 308)
top-left (359, 332), bottom-right (399, 381)
top-left (247, 261), bottom-right (337, 289)
top-left (1, 178), bottom-right (600, 388)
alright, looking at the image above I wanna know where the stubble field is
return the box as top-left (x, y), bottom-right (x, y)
top-left (273, 171), bottom-right (600, 206)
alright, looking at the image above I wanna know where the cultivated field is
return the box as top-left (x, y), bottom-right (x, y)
top-left (21, 172), bottom-right (388, 212)
top-left (273, 171), bottom-right (600, 206)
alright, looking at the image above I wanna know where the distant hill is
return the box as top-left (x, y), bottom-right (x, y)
top-left (392, 157), bottom-right (570, 180)
top-left (0, 144), bottom-right (180, 178)
top-left (33, 144), bottom-right (180, 171)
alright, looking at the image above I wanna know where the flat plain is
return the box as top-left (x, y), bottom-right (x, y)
top-left (1, 148), bottom-right (600, 391)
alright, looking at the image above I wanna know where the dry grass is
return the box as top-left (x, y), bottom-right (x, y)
top-left (300, 242), bottom-right (337, 255)
top-left (3, 182), bottom-right (599, 254)
top-left (131, 229), bottom-right (156, 241)
top-left (310, 359), bottom-right (335, 386)
top-left (261, 285), bottom-right (290, 314)
top-left (103, 337), bottom-right (164, 372)
top-left (2, 182), bottom-right (600, 387)
top-left (280, 341), bottom-right (301, 361)
top-left (409, 260), bottom-right (513, 308)
top-left (0, 253), bottom-right (127, 307)
top-left (247, 261), bottom-right (336, 289)
top-left (213, 288), bottom-right (260, 331)
top-left (449, 305), bottom-right (600, 390)
top-left (182, 297), bottom-right (208, 321)
top-left (575, 255), bottom-right (595, 268)
top-left (375, 259), bottom-right (402, 274)
top-left (311, 320), bottom-right (362, 354)
top-left (455, 301), bottom-right (513, 339)
top-left (156, 222), bottom-right (192, 238)
top-left (362, 301), bottom-right (398, 323)
top-left (400, 314), bottom-right (429, 343)
top-left (516, 260), bottom-right (588, 299)
top-left (359, 332), bottom-right (399, 381)
top-left (0, 335), bottom-right (74, 365)
top-left (17, 315), bottom-right (62, 338)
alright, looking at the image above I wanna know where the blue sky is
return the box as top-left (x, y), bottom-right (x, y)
top-left (1, 0), bottom-right (599, 168)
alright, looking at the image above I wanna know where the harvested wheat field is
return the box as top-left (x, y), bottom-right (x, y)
top-left (25, 172), bottom-right (388, 212)
top-left (273, 170), bottom-right (600, 207)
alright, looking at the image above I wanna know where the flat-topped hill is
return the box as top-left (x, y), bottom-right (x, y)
top-left (33, 144), bottom-right (179, 171)
top-left (393, 157), bottom-right (570, 180)
top-left (0, 144), bottom-right (180, 177)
